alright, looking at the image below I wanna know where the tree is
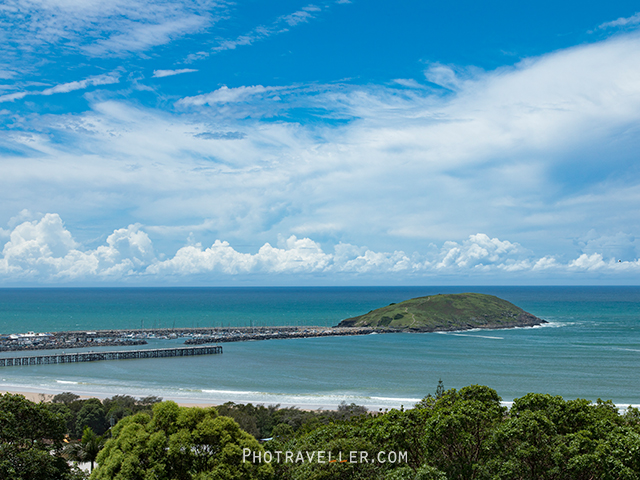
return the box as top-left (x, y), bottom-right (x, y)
top-left (0, 393), bottom-right (75, 480)
top-left (364, 407), bottom-right (431, 469)
top-left (422, 385), bottom-right (507, 480)
top-left (486, 409), bottom-right (560, 479)
top-left (92, 401), bottom-right (274, 480)
top-left (65, 427), bottom-right (104, 472)
top-left (435, 379), bottom-right (445, 399)
top-left (74, 399), bottom-right (107, 438)
top-left (53, 392), bottom-right (81, 405)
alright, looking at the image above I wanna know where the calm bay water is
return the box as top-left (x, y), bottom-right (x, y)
top-left (0, 286), bottom-right (639, 409)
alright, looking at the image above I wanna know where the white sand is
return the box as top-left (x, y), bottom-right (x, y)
top-left (0, 389), bottom-right (219, 408)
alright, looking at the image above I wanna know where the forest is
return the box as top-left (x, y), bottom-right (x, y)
top-left (1, 383), bottom-right (639, 479)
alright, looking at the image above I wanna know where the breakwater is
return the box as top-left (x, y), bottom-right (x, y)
top-left (0, 326), bottom-right (389, 352)
top-left (0, 345), bottom-right (222, 367)
top-left (0, 338), bottom-right (147, 353)
top-left (183, 326), bottom-right (386, 344)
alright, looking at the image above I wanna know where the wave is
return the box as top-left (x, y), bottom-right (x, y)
top-left (169, 388), bottom-right (420, 410)
top-left (450, 333), bottom-right (503, 340)
top-left (435, 331), bottom-right (503, 340)
top-left (201, 389), bottom-right (264, 396)
top-left (369, 395), bottom-right (422, 403)
top-left (2, 377), bottom-right (639, 413)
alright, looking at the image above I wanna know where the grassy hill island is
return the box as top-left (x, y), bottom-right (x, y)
top-left (337, 292), bottom-right (547, 332)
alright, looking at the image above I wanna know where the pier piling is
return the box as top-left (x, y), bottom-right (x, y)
top-left (0, 345), bottom-right (222, 367)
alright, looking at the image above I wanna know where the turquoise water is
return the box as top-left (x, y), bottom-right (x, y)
top-left (0, 287), bottom-right (639, 409)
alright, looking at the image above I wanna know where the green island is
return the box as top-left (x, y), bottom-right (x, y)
top-left (337, 292), bottom-right (546, 331)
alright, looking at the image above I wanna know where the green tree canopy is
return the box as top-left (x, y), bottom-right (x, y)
top-left (75, 398), bottom-right (108, 438)
top-left (92, 401), bottom-right (274, 480)
top-left (0, 393), bottom-right (76, 480)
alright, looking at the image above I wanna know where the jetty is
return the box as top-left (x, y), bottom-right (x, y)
top-left (0, 345), bottom-right (222, 367)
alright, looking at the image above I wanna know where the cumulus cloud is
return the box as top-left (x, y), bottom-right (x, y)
top-left (568, 253), bottom-right (607, 271)
top-left (1, 214), bottom-right (639, 283)
top-left (3, 32), bottom-right (640, 284)
top-left (0, 214), bottom-right (154, 279)
top-left (434, 234), bottom-right (530, 271)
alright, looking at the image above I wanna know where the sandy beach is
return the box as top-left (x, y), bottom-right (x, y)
top-left (0, 389), bottom-right (220, 408)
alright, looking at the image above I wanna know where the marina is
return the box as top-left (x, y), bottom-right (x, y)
top-left (0, 326), bottom-right (383, 352)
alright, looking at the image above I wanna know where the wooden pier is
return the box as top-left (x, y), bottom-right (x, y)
top-left (0, 345), bottom-right (222, 367)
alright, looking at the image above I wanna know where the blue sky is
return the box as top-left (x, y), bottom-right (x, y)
top-left (1, 0), bottom-right (640, 285)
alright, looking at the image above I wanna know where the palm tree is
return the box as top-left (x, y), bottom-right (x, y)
top-left (64, 426), bottom-right (105, 472)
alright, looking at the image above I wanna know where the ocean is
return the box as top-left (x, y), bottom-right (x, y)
top-left (0, 286), bottom-right (639, 410)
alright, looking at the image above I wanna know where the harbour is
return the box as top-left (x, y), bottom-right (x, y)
top-left (0, 287), bottom-right (639, 409)
top-left (0, 326), bottom-right (383, 352)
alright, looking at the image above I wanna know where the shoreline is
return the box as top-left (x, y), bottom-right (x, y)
top-left (0, 380), bottom-right (422, 411)
top-left (0, 388), bottom-right (221, 409)
top-left (0, 388), bottom-right (372, 412)
top-left (2, 389), bottom-right (638, 414)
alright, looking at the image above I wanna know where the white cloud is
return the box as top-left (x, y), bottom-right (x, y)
top-left (41, 72), bottom-right (121, 95)
top-left (0, 92), bottom-right (29, 103)
top-left (423, 63), bottom-right (464, 90)
top-left (0, 0), bottom-right (224, 58)
top-left (337, 249), bottom-right (413, 274)
top-left (2, 214), bottom-right (639, 282)
top-left (597, 12), bottom-right (640, 30)
top-left (435, 234), bottom-right (529, 270)
top-left (3, 33), bottom-right (640, 284)
top-left (0, 69), bottom-right (17, 80)
top-left (177, 85), bottom-right (275, 106)
top-left (84, 16), bottom-right (208, 56)
top-left (152, 68), bottom-right (198, 78)
top-left (282, 5), bottom-right (320, 27)
top-left (568, 253), bottom-right (607, 271)
top-left (0, 214), bottom-right (155, 279)
top-left (392, 78), bottom-right (426, 89)
top-left (532, 256), bottom-right (560, 271)
top-left (0, 72), bottom-right (120, 102)
top-left (186, 3), bottom-right (330, 61)
top-left (576, 230), bottom-right (639, 261)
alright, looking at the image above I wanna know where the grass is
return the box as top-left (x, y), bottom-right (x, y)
top-left (337, 293), bottom-right (544, 331)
